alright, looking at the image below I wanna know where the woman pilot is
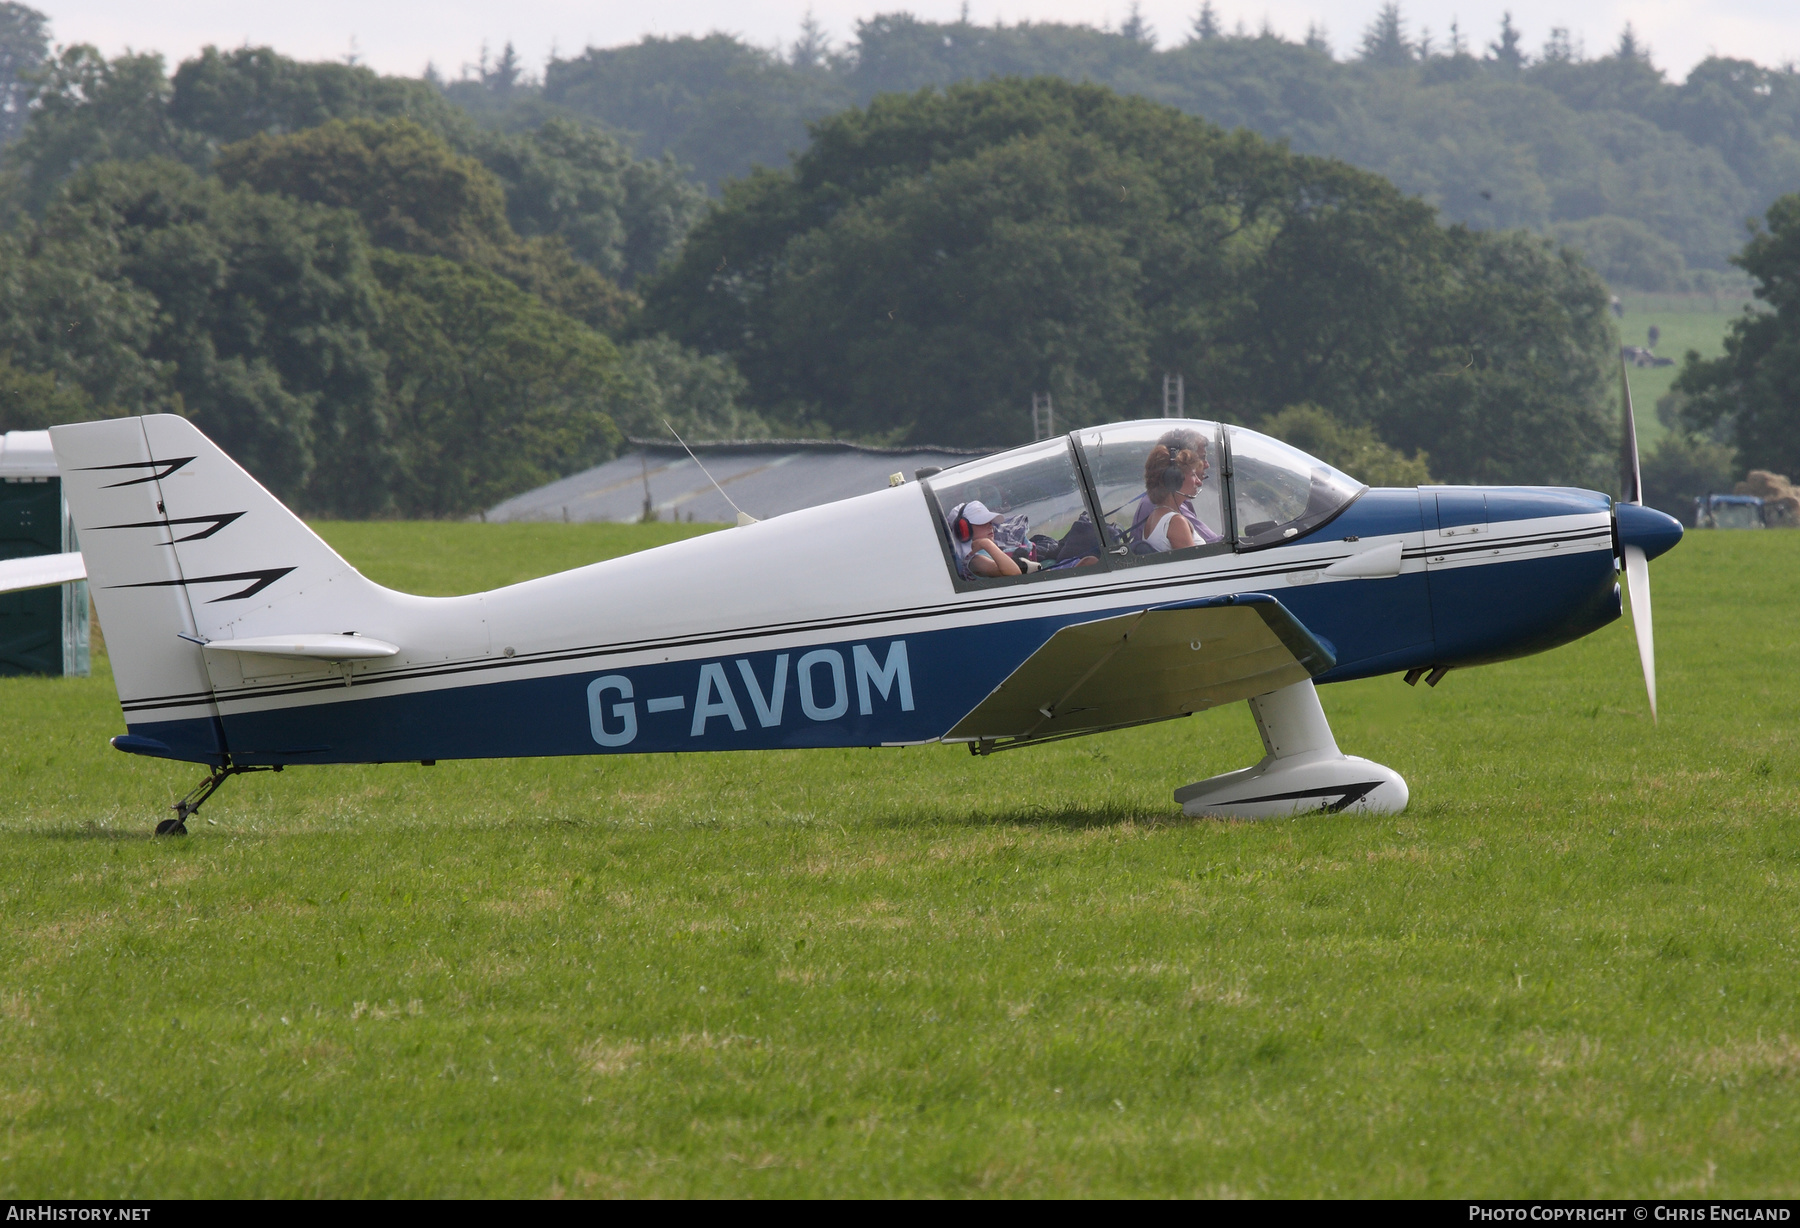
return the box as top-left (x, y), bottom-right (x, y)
top-left (1137, 428), bottom-right (1220, 552)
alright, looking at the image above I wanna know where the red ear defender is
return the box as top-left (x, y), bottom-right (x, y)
top-left (952, 504), bottom-right (973, 542)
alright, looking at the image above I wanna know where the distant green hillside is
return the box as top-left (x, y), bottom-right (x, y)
top-left (1616, 294), bottom-right (1752, 448)
top-left (466, 7), bottom-right (1796, 288)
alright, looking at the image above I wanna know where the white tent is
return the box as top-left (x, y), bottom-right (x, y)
top-left (1, 430), bottom-right (91, 677)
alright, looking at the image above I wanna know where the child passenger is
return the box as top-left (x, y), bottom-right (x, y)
top-left (949, 500), bottom-right (1023, 578)
top-left (949, 500), bottom-right (1099, 578)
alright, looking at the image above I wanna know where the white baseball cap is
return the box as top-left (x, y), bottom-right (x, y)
top-left (957, 500), bottom-right (1002, 525)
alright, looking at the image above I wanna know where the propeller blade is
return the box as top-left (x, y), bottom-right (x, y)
top-left (1620, 360), bottom-right (1643, 505)
top-left (1623, 543), bottom-right (1656, 722)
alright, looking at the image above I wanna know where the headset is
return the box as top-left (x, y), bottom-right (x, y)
top-left (1160, 444), bottom-right (1207, 499)
top-left (950, 503), bottom-right (973, 543)
top-left (1162, 456), bottom-right (1187, 495)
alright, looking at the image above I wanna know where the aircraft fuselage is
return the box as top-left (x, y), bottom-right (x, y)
top-left (117, 482), bottom-right (1622, 768)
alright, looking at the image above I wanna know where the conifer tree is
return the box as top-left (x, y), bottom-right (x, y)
top-left (1121, 2), bottom-right (1155, 47)
top-left (1616, 23), bottom-right (1646, 62)
top-left (1540, 27), bottom-right (1578, 64)
top-left (1189, 2), bottom-right (1220, 43)
top-left (1488, 12), bottom-right (1526, 72)
top-left (791, 10), bottom-right (830, 69)
top-left (1359, 4), bottom-right (1412, 68)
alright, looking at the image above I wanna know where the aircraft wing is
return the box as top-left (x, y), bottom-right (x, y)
top-left (947, 593), bottom-right (1336, 750)
top-left (0, 551), bottom-right (86, 595)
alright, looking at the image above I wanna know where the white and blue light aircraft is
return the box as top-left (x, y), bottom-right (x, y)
top-left (5, 388), bottom-right (1682, 834)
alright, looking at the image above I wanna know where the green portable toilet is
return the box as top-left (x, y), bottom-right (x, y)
top-left (0, 430), bottom-right (89, 677)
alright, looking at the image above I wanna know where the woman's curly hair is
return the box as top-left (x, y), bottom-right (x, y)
top-left (1144, 428), bottom-right (1208, 504)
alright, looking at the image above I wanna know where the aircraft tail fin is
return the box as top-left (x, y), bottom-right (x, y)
top-left (50, 414), bottom-right (373, 762)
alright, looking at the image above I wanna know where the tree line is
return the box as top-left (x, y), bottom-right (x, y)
top-left (499, 6), bottom-right (1797, 291)
top-left (0, 5), bottom-right (1792, 519)
top-left (0, 28), bottom-right (752, 516)
top-left (1646, 200), bottom-right (1800, 517)
top-left (642, 77), bottom-right (1614, 484)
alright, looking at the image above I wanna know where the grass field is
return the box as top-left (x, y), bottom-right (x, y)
top-left (3, 522), bottom-right (1798, 1198)
top-left (1615, 292), bottom-right (1757, 449)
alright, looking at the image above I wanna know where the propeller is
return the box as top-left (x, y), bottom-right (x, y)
top-left (1618, 361), bottom-right (1656, 722)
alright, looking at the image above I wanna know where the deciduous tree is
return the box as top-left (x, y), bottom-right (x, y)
top-left (1676, 193), bottom-right (1800, 477)
top-left (371, 250), bottom-right (622, 516)
top-left (215, 118), bottom-right (635, 332)
top-left (643, 78), bottom-right (1615, 482)
top-left (0, 158), bottom-right (391, 511)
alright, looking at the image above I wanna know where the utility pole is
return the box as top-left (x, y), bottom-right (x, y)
top-left (1163, 372), bottom-right (1184, 418)
top-left (1031, 392), bottom-right (1055, 441)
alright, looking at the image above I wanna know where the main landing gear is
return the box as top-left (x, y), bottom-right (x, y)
top-left (1175, 679), bottom-right (1409, 819)
top-left (155, 761), bottom-right (282, 836)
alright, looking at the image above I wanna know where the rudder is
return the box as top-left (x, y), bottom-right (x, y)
top-left (51, 414), bottom-right (370, 763)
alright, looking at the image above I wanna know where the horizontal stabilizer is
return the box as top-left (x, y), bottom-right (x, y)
top-left (948, 593), bottom-right (1335, 748)
top-left (200, 634), bottom-right (400, 661)
top-left (0, 551), bottom-right (85, 594)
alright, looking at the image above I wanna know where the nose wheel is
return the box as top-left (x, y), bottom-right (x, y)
top-left (155, 762), bottom-right (282, 835)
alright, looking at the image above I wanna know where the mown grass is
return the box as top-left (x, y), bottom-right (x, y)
top-left (2, 524), bottom-right (1797, 1197)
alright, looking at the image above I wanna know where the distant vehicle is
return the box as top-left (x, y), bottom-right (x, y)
top-left (1695, 494), bottom-right (1766, 529)
top-left (1621, 345), bottom-right (1674, 368)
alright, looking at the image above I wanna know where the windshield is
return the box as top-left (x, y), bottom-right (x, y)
top-left (1712, 503), bottom-right (1764, 530)
top-left (1227, 426), bottom-right (1365, 548)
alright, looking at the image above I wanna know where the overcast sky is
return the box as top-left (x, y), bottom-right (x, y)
top-left (34, 0), bottom-right (1799, 83)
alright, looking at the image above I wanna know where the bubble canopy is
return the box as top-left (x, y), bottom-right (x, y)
top-left (1224, 424), bottom-right (1366, 548)
top-left (923, 419), bottom-right (1366, 584)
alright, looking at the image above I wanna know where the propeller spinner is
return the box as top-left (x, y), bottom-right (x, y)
top-left (1615, 362), bottom-right (1684, 721)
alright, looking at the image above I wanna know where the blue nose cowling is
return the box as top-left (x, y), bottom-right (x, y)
top-left (1615, 500), bottom-right (1684, 562)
